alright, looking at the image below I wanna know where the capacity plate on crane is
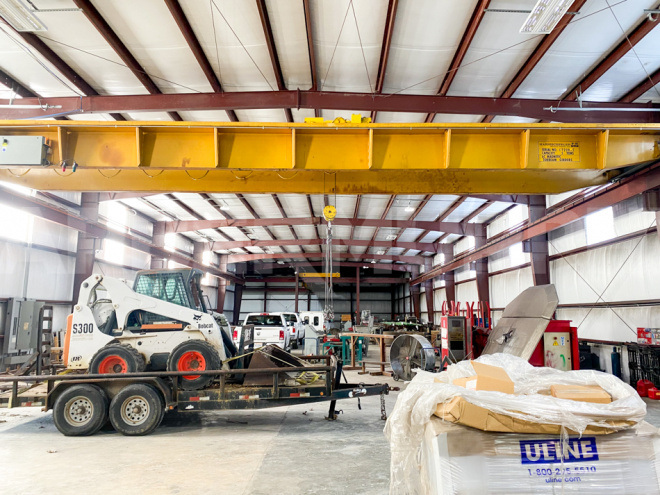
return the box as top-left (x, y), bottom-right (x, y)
top-left (538, 142), bottom-right (580, 163)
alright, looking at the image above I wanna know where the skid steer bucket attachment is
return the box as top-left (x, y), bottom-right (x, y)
top-left (243, 345), bottom-right (319, 386)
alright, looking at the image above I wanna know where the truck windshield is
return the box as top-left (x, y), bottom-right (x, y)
top-left (282, 314), bottom-right (296, 325)
top-left (246, 315), bottom-right (283, 326)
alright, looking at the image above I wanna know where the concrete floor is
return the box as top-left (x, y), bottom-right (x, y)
top-left (3, 373), bottom-right (660, 495)
top-left (0, 368), bottom-right (400, 495)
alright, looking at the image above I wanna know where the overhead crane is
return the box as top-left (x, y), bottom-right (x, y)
top-left (0, 120), bottom-right (657, 195)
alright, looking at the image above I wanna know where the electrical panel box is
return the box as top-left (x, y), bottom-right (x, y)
top-left (440, 316), bottom-right (469, 362)
top-left (0, 136), bottom-right (50, 166)
top-left (2, 298), bottom-right (44, 353)
top-left (543, 331), bottom-right (572, 371)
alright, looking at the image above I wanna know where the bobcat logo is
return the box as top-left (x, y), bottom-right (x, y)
top-left (193, 314), bottom-right (202, 323)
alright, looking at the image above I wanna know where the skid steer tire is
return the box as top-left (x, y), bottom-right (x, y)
top-left (89, 343), bottom-right (146, 374)
top-left (53, 384), bottom-right (108, 436)
top-left (167, 340), bottom-right (221, 391)
top-left (109, 384), bottom-right (164, 436)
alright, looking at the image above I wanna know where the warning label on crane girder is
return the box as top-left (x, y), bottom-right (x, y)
top-left (538, 142), bottom-right (580, 163)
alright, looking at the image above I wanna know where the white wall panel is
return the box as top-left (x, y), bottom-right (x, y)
top-left (490, 267), bottom-right (534, 309)
top-left (551, 234), bottom-right (660, 304)
top-left (0, 242), bottom-right (27, 297)
top-left (31, 218), bottom-right (78, 252)
top-left (26, 250), bottom-right (75, 301)
top-left (557, 307), bottom-right (660, 343)
top-left (456, 281), bottom-right (478, 304)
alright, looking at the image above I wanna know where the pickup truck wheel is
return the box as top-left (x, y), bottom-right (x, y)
top-left (89, 343), bottom-right (145, 374)
top-left (109, 384), bottom-right (163, 436)
top-left (167, 340), bottom-right (221, 390)
top-left (53, 384), bottom-right (108, 436)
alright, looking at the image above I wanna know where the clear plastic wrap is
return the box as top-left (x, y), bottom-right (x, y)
top-left (385, 354), bottom-right (647, 494)
top-left (420, 418), bottom-right (660, 495)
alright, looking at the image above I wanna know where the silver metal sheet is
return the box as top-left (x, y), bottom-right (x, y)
top-left (482, 284), bottom-right (559, 360)
top-left (501, 284), bottom-right (558, 319)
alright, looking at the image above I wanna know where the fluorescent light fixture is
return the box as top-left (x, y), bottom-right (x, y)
top-left (385, 234), bottom-right (397, 241)
top-left (370, 260), bottom-right (376, 264)
top-left (376, 250), bottom-right (385, 255)
top-left (0, 0), bottom-right (47, 31)
top-left (219, 200), bottom-right (230, 211)
top-left (520, 0), bottom-right (572, 34)
top-left (404, 202), bottom-right (415, 213)
top-left (277, 260), bottom-right (284, 264)
top-left (246, 234), bottom-right (258, 240)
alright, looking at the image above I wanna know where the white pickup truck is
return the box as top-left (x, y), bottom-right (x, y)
top-left (273, 312), bottom-right (305, 347)
top-left (233, 313), bottom-right (291, 351)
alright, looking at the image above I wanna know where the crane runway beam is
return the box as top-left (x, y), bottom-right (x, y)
top-left (0, 121), bottom-right (658, 194)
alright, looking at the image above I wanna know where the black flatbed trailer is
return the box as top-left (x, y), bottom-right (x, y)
top-left (0, 355), bottom-right (394, 436)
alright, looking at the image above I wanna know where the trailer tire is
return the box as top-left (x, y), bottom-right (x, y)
top-left (53, 384), bottom-right (108, 436)
top-left (167, 340), bottom-right (221, 390)
top-left (109, 384), bottom-right (164, 436)
top-left (89, 343), bottom-right (146, 374)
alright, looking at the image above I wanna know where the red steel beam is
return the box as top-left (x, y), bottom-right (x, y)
top-left (411, 162), bottom-right (660, 285)
top-left (198, 193), bottom-right (251, 247)
top-left (249, 276), bottom-right (406, 284)
top-left (254, 260), bottom-right (413, 272)
top-left (369, 195), bottom-right (396, 250)
top-left (391, 194), bottom-right (433, 247)
top-left (228, 252), bottom-right (425, 263)
top-left (425, 0), bottom-right (491, 123)
top-left (164, 0), bottom-right (238, 122)
top-left (371, 0), bottom-right (399, 122)
top-left (563, 12), bottom-right (660, 102)
top-left (3, 90), bottom-right (659, 122)
top-left (0, 68), bottom-right (37, 98)
top-left (620, 66), bottom-right (660, 103)
top-left (482, 0), bottom-right (589, 123)
top-left (72, 0), bottom-right (182, 122)
top-left (302, 0), bottom-right (319, 117)
top-left (208, 237), bottom-right (449, 252)
top-left (413, 196), bottom-right (467, 243)
top-left (272, 194), bottom-right (305, 253)
top-left (256, 0), bottom-right (293, 122)
top-left (12, 30), bottom-right (124, 121)
top-left (159, 216), bottom-right (480, 235)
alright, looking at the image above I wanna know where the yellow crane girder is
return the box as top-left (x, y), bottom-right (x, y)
top-left (0, 121), bottom-right (658, 194)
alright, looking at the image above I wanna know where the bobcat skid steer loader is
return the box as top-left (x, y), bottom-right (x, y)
top-left (64, 269), bottom-right (238, 390)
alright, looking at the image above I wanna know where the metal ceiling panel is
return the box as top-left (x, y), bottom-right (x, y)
top-left (179, 0), bottom-right (278, 92)
top-left (635, 83), bottom-right (660, 103)
top-left (265, 0), bottom-right (313, 89)
top-left (92, 0), bottom-right (212, 94)
top-left (443, 197), bottom-right (487, 222)
top-left (417, 195), bottom-right (462, 221)
top-left (432, 113), bottom-right (484, 123)
top-left (235, 109), bottom-right (288, 122)
top-left (178, 110), bottom-right (233, 122)
top-left (120, 198), bottom-right (169, 222)
top-left (0, 24), bottom-right (79, 98)
top-left (580, 22), bottom-right (660, 102)
top-left (447, 0), bottom-right (544, 98)
top-left (378, 0), bottom-right (479, 123)
top-left (514, 0), bottom-right (659, 100)
top-left (311, 0), bottom-right (387, 93)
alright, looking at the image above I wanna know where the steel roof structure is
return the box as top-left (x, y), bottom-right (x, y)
top-left (0, 0), bottom-right (659, 270)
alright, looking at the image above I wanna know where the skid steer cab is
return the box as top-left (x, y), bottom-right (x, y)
top-left (64, 269), bottom-right (237, 390)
